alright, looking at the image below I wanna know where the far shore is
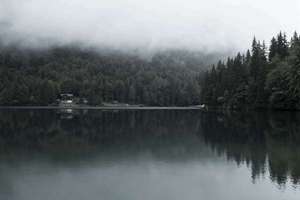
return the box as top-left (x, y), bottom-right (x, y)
top-left (0, 106), bottom-right (204, 110)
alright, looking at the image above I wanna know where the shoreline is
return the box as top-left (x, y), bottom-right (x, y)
top-left (0, 106), bottom-right (204, 110)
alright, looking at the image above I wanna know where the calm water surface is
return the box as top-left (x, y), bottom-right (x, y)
top-left (0, 109), bottom-right (300, 200)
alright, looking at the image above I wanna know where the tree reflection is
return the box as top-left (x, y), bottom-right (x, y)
top-left (1, 109), bottom-right (300, 187)
top-left (201, 111), bottom-right (300, 186)
top-left (0, 109), bottom-right (205, 161)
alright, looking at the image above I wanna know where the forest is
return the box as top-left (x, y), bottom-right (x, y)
top-left (2, 31), bottom-right (300, 109)
top-left (0, 43), bottom-right (221, 106)
top-left (202, 32), bottom-right (300, 110)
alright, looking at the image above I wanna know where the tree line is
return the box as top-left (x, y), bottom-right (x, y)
top-left (0, 44), bottom-right (220, 106)
top-left (201, 31), bottom-right (300, 110)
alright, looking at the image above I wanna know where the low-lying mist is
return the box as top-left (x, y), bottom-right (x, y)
top-left (1, 0), bottom-right (299, 54)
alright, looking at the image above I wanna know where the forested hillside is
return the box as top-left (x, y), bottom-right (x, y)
top-left (0, 44), bottom-right (220, 106)
top-left (202, 32), bottom-right (300, 110)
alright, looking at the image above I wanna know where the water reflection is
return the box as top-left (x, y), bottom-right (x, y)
top-left (0, 109), bottom-right (300, 199)
top-left (201, 111), bottom-right (300, 187)
top-left (0, 110), bottom-right (207, 160)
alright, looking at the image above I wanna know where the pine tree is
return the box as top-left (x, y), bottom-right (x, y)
top-left (290, 31), bottom-right (300, 50)
top-left (269, 37), bottom-right (278, 61)
top-left (277, 32), bottom-right (289, 58)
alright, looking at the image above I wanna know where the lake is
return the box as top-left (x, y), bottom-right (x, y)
top-left (0, 109), bottom-right (300, 200)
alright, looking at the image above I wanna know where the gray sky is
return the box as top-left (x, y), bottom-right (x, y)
top-left (1, 0), bottom-right (300, 52)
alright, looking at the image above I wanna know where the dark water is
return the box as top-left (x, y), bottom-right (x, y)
top-left (0, 109), bottom-right (300, 200)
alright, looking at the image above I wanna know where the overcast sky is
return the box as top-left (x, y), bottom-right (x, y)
top-left (1, 0), bottom-right (300, 52)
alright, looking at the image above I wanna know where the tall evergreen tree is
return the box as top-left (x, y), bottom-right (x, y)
top-left (269, 37), bottom-right (278, 61)
top-left (277, 32), bottom-right (289, 58)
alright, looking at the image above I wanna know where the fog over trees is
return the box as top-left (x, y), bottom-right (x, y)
top-left (1, 1), bottom-right (300, 109)
top-left (2, 31), bottom-right (300, 109)
top-left (0, 42), bottom-right (224, 106)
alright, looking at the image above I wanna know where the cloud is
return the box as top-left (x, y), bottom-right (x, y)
top-left (1, 0), bottom-right (300, 52)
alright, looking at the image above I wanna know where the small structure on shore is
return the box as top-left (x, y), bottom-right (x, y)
top-left (193, 104), bottom-right (208, 111)
top-left (58, 94), bottom-right (76, 107)
top-left (102, 101), bottom-right (129, 107)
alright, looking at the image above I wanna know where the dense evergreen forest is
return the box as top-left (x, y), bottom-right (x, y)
top-left (202, 32), bottom-right (300, 110)
top-left (0, 43), bottom-right (221, 106)
top-left (3, 31), bottom-right (300, 109)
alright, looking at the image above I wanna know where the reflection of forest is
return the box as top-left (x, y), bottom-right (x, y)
top-left (201, 111), bottom-right (300, 186)
top-left (1, 109), bottom-right (300, 186)
top-left (0, 110), bottom-right (208, 161)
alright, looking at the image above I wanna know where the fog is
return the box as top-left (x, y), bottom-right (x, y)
top-left (1, 0), bottom-right (300, 52)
